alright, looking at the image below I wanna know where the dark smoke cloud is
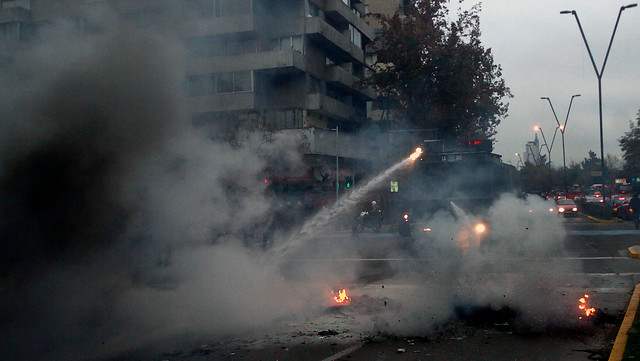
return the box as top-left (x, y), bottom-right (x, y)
top-left (0, 11), bottom-right (308, 361)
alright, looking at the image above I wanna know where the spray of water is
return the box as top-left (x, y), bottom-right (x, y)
top-left (275, 148), bottom-right (423, 257)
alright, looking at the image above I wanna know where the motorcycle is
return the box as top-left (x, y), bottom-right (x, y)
top-left (351, 209), bottom-right (383, 235)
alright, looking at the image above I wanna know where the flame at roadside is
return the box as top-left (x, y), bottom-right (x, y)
top-left (331, 288), bottom-right (351, 305)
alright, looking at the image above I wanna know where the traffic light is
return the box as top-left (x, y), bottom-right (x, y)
top-left (345, 176), bottom-right (352, 188)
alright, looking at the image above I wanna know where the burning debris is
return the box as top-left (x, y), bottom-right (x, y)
top-left (331, 288), bottom-right (352, 306)
top-left (578, 294), bottom-right (596, 320)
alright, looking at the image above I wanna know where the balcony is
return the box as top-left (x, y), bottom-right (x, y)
top-left (187, 49), bottom-right (306, 75)
top-left (305, 94), bottom-right (355, 121)
top-left (303, 17), bottom-right (364, 63)
top-left (324, 0), bottom-right (374, 41)
top-left (326, 65), bottom-right (376, 100)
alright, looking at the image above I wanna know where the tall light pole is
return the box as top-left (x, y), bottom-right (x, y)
top-left (541, 94), bottom-right (581, 195)
top-left (515, 153), bottom-right (524, 169)
top-left (561, 4), bottom-right (637, 183)
top-left (332, 126), bottom-right (339, 202)
top-left (534, 126), bottom-right (553, 168)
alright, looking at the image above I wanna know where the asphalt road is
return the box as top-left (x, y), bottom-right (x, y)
top-left (119, 214), bottom-right (640, 361)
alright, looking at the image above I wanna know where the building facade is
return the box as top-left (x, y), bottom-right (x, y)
top-left (1, 0), bottom-right (379, 205)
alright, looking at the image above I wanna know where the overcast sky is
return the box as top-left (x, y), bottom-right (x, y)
top-left (473, 0), bottom-right (640, 166)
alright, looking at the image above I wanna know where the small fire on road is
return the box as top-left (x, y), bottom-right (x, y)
top-left (578, 294), bottom-right (596, 319)
top-left (331, 288), bottom-right (351, 305)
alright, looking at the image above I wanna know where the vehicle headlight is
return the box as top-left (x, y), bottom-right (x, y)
top-left (558, 207), bottom-right (565, 212)
top-left (474, 223), bottom-right (486, 234)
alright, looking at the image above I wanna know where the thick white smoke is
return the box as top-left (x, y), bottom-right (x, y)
top-left (369, 193), bottom-right (582, 335)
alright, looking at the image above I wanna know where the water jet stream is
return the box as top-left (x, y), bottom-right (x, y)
top-left (274, 148), bottom-right (422, 257)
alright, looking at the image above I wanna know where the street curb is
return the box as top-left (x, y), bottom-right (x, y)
top-left (608, 283), bottom-right (640, 361)
top-left (629, 245), bottom-right (640, 258)
top-left (583, 214), bottom-right (623, 223)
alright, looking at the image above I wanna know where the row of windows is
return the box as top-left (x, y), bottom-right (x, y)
top-left (186, 36), bottom-right (304, 58)
top-left (183, 0), bottom-right (251, 18)
top-left (187, 71), bottom-right (253, 96)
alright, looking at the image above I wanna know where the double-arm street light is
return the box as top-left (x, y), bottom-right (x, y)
top-left (561, 4), bottom-right (637, 182)
top-left (533, 125), bottom-right (557, 169)
top-left (540, 94), bottom-right (581, 195)
top-left (515, 153), bottom-right (524, 169)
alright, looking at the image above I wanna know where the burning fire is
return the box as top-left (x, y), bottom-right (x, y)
top-left (578, 294), bottom-right (596, 319)
top-left (331, 288), bottom-right (351, 305)
top-left (409, 147), bottom-right (423, 161)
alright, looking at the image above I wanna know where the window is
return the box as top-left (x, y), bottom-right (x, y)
top-left (306, 76), bottom-right (320, 94)
top-left (187, 72), bottom-right (253, 95)
top-left (307, 1), bottom-right (319, 17)
top-left (263, 38), bottom-right (280, 52)
top-left (216, 72), bottom-right (234, 93)
top-left (184, 0), bottom-right (220, 17)
top-left (349, 24), bottom-right (362, 48)
top-left (222, 0), bottom-right (252, 17)
top-left (186, 75), bottom-right (210, 96)
top-left (234, 71), bottom-right (252, 92)
top-left (227, 40), bottom-right (241, 56)
top-left (291, 36), bottom-right (304, 53)
top-left (240, 39), bottom-right (257, 54)
top-left (280, 37), bottom-right (291, 50)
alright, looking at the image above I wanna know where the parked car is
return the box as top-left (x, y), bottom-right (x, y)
top-left (556, 199), bottom-right (579, 216)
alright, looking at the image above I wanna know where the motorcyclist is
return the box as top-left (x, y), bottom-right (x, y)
top-left (370, 201), bottom-right (383, 222)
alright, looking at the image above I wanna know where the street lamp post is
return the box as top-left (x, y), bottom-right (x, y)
top-left (561, 4), bottom-right (637, 183)
top-left (515, 153), bottom-right (524, 169)
top-left (534, 126), bottom-right (553, 168)
top-left (541, 95), bottom-right (581, 195)
top-left (332, 126), bottom-right (339, 202)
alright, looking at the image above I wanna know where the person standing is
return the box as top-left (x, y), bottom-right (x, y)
top-left (630, 193), bottom-right (640, 229)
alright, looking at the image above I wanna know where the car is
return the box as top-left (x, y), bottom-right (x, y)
top-left (555, 199), bottom-right (578, 216)
top-left (609, 194), bottom-right (629, 208)
top-left (614, 199), bottom-right (632, 220)
top-left (584, 192), bottom-right (605, 203)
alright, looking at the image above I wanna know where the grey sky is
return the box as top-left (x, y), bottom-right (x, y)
top-left (475, 0), bottom-right (640, 166)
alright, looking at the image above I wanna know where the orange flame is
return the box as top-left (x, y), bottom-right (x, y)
top-left (331, 288), bottom-right (351, 305)
top-left (578, 294), bottom-right (596, 319)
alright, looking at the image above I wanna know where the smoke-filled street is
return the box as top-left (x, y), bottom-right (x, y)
top-left (128, 215), bottom-right (639, 361)
top-left (1, 2), bottom-right (639, 361)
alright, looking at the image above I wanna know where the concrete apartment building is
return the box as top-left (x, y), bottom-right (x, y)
top-left (1, 0), bottom-right (380, 205)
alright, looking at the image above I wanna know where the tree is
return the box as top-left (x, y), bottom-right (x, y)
top-left (367, 0), bottom-right (512, 140)
top-left (619, 109), bottom-right (640, 176)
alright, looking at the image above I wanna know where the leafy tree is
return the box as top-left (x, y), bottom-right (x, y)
top-left (619, 109), bottom-right (640, 176)
top-left (367, 0), bottom-right (512, 140)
